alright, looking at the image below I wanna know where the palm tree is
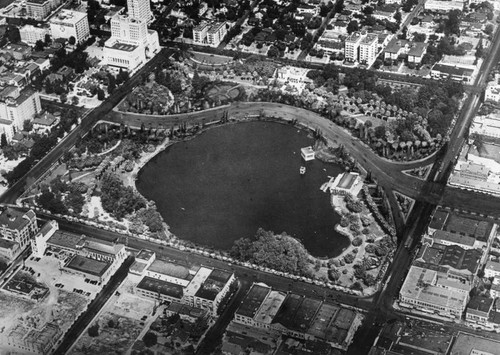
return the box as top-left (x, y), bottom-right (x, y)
top-left (406, 141), bottom-right (413, 157)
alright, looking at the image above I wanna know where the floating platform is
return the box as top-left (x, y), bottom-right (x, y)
top-left (300, 166), bottom-right (306, 174)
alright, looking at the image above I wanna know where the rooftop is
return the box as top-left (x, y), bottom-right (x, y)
top-left (0, 238), bottom-right (18, 250)
top-left (336, 172), bottom-right (359, 189)
top-left (450, 333), bottom-right (500, 355)
top-left (50, 9), bottom-right (87, 24)
top-left (136, 249), bottom-right (155, 261)
top-left (272, 294), bottom-right (322, 333)
top-left (432, 63), bottom-right (474, 76)
top-left (107, 41), bottom-right (138, 52)
top-left (306, 303), bottom-right (340, 340)
top-left (65, 255), bottom-right (110, 277)
top-left (0, 208), bottom-right (34, 231)
top-left (467, 296), bottom-right (493, 314)
top-left (147, 259), bottom-right (192, 280)
top-left (429, 208), bottom-right (449, 230)
top-left (236, 283), bottom-right (271, 318)
top-left (486, 260), bottom-right (500, 272)
top-left (432, 230), bottom-right (475, 247)
top-left (136, 276), bottom-right (184, 299)
top-left (440, 245), bottom-right (481, 273)
top-left (253, 290), bottom-right (287, 324)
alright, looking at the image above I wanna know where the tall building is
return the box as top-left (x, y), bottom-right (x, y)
top-left (26, 0), bottom-right (61, 20)
top-left (193, 22), bottom-right (210, 45)
top-left (110, 15), bottom-right (149, 47)
top-left (0, 87), bottom-right (42, 143)
top-left (359, 34), bottom-right (378, 65)
top-left (344, 32), bottom-right (363, 62)
top-left (207, 22), bottom-right (227, 47)
top-left (49, 10), bottom-right (90, 44)
top-left (127, 0), bottom-right (152, 22)
top-left (19, 25), bottom-right (50, 45)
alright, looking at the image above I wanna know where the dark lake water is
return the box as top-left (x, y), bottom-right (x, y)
top-left (136, 121), bottom-right (350, 258)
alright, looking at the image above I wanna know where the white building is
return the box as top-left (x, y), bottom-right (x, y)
top-left (485, 74), bottom-right (500, 103)
top-left (0, 208), bottom-right (38, 252)
top-left (19, 25), bottom-right (50, 45)
top-left (0, 87), bottom-right (42, 143)
top-left (399, 265), bottom-right (469, 318)
top-left (207, 22), bottom-right (227, 47)
top-left (274, 66), bottom-right (312, 92)
top-left (485, 260), bottom-right (500, 279)
top-left (127, 0), bottom-right (152, 22)
top-left (193, 22), bottom-right (210, 45)
top-left (359, 33), bottom-right (378, 65)
top-left (49, 10), bottom-right (90, 44)
top-left (31, 220), bottom-right (58, 258)
top-left (111, 15), bottom-right (148, 47)
top-left (344, 32), bottom-right (363, 62)
top-left (470, 113), bottom-right (500, 139)
top-left (103, 39), bottom-right (146, 71)
top-left (424, 0), bottom-right (465, 11)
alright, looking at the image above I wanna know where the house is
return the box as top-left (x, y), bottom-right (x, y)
top-left (0, 43), bottom-right (32, 61)
top-left (330, 172), bottom-right (363, 197)
top-left (485, 259), bottom-right (500, 279)
top-left (407, 42), bottom-right (427, 64)
top-left (32, 111), bottom-right (59, 133)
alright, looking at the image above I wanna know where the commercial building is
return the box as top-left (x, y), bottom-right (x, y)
top-left (127, 0), bottom-right (152, 22)
top-left (471, 113), bottom-right (500, 139)
top-left (32, 227), bottom-right (127, 283)
top-left (430, 63), bottom-right (474, 84)
top-left (485, 74), bottom-right (500, 103)
top-left (233, 283), bottom-right (362, 349)
top-left (0, 208), bottom-right (37, 254)
top-left (449, 332), bottom-right (500, 355)
top-left (399, 265), bottom-right (469, 318)
top-left (0, 87), bottom-right (42, 143)
top-left (466, 296), bottom-right (494, 324)
top-left (19, 25), bottom-right (50, 45)
top-left (134, 255), bottom-right (235, 316)
top-left (103, 39), bottom-right (146, 71)
top-left (49, 10), bottom-right (90, 44)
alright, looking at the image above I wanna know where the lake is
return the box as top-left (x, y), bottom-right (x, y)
top-left (136, 121), bottom-right (350, 258)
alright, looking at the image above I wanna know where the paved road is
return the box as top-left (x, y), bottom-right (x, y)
top-left (53, 256), bottom-right (134, 355)
top-left (0, 48), bottom-right (173, 205)
top-left (36, 214), bottom-right (372, 308)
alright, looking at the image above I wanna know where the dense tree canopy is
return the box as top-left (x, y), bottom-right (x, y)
top-left (230, 228), bottom-right (311, 274)
top-left (100, 173), bottom-right (145, 219)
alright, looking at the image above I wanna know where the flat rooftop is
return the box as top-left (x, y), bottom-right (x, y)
top-left (307, 303), bottom-right (340, 340)
top-left (65, 255), bottom-right (111, 277)
top-left (236, 284), bottom-right (270, 318)
top-left (450, 332), bottom-right (500, 355)
top-left (137, 276), bottom-right (183, 299)
top-left (429, 208), bottom-right (449, 230)
top-left (337, 173), bottom-right (358, 189)
top-left (107, 41), bottom-right (138, 52)
top-left (148, 259), bottom-right (192, 280)
top-left (136, 249), bottom-right (154, 261)
top-left (0, 208), bottom-right (32, 231)
top-left (195, 269), bottom-right (233, 301)
top-left (272, 294), bottom-right (322, 333)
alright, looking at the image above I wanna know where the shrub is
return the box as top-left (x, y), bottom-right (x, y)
top-left (340, 217), bottom-right (349, 227)
top-left (351, 282), bottom-right (363, 291)
top-left (365, 244), bottom-right (376, 254)
top-left (362, 228), bottom-right (370, 235)
top-left (143, 332), bottom-right (158, 347)
top-left (361, 215), bottom-right (372, 226)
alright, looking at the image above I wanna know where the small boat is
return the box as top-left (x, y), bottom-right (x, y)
top-left (300, 166), bottom-right (306, 175)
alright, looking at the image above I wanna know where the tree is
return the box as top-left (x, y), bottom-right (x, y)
top-left (23, 120), bottom-right (33, 132)
top-left (143, 332), bottom-right (157, 347)
top-left (71, 96), bottom-right (79, 106)
top-left (444, 9), bottom-right (462, 36)
top-left (68, 36), bottom-right (76, 45)
top-left (394, 10), bottom-right (402, 24)
top-left (60, 94), bottom-right (67, 104)
top-left (44, 34), bottom-right (52, 46)
top-left (88, 324), bottom-right (99, 337)
top-left (34, 40), bottom-right (45, 51)
top-left (6, 26), bottom-right (20, 43)
top-left (413, 32), bottom-right (426, 42)
top-left (485, 24), bottom-right (494, 36)
top-left (267, 45), bottom-right (279, 58)
top-left (97, 88), bottom-right (105, 101)
top-left (347, 20), bottom-right (359, 34)
top-left (0, 133), bottom-right (7, 148)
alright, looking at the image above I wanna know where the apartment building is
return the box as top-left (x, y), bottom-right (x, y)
top-left (359, 33), bottom-right (378, 65)
top-left (344, 32), bottom-right (363, 62)
top-left (19, 25), bottom-right (50, 45)
top-left (49, 10), bottom-right (90, 44)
